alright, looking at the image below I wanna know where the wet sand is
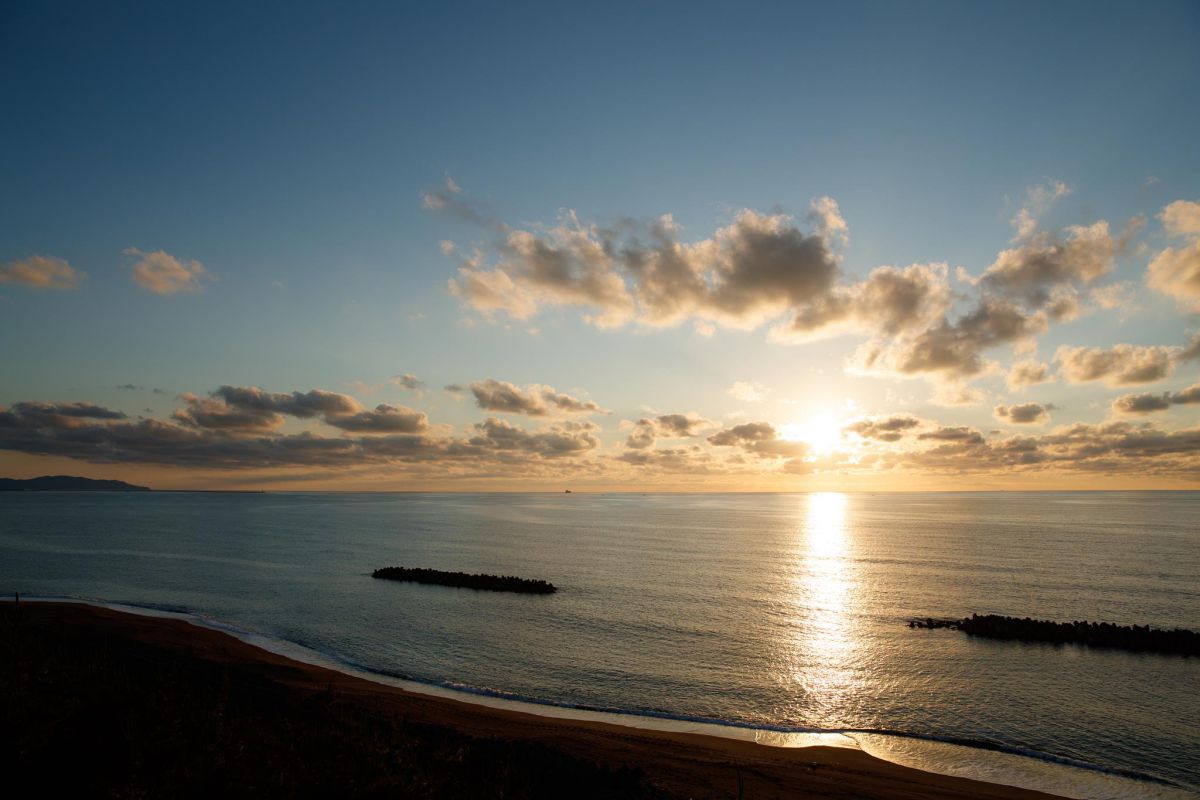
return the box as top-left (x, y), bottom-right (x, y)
top-left (2, 601), bottom-right (1062, 799)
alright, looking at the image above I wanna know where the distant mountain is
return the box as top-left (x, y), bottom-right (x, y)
top-left (0, 475), bottom-right (151, 492)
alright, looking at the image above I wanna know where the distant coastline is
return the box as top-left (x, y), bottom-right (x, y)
top-left (0, 475), bottom-right (151, 492)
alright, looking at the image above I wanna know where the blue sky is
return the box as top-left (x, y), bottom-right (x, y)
top-left (2, 1), bottom-right (1199, 489)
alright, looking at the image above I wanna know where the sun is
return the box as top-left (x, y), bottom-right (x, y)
top-left (779, 414), bottom-right (843, 456)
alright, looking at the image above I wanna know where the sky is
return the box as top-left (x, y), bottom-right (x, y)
top-left (2, 0), bottom-right (1199, 491)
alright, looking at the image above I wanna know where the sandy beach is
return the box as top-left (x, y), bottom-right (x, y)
top-left (1, 601), bottom-right (1064, 799)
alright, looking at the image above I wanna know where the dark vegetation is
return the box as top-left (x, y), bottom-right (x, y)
top-left (0, 603), bottom-right (660, 799)
top-left (0, 475), bottom-right (151, 491)
top-left (909, 613), bottom-right (1200, 656)
top-left (372, 567), bottom-right (557, 594)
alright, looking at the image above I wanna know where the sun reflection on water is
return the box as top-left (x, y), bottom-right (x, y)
top-left (788, 492), bottom-right (860, 725)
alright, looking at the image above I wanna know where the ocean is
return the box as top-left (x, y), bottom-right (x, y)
top-left (1, 491), bottom-right (1197, 798)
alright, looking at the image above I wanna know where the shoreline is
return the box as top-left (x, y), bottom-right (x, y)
top-left (0, 598), bottom-right (1089, 799)
top-left (8, 597), bottom-right (1195, 798)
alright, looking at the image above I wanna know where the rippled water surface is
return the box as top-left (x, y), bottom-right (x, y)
top-left (1, 491), bottom-right (1197, 793)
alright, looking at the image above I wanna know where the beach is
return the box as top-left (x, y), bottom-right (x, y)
top-left (2, 601), bottom-right (1061, 799)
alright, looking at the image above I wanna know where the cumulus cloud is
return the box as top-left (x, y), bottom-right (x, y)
top-left (0, 256), bottom-right (84, 290)
top-left (1147, 200), bottom-right (1200, 311)
top-left (777, 262), bottom-right (953, 342)
top-left (1112, 384), bottom-right (1200, 415)
top-left (994, 403), bottom-right (1053, 425)
top-left (469, 379), bottom-right (606, 417)
top-left (126, 248), bottom-right (211, 295)
top-left (979, 221), bottom-right (1114, 309)
top-left (853, 297), bottom-right (1041, 380)
top-left (324, 404), bottom-right (428, 433)
top-left (625, 413), bottom-right (713, 449)
top-left (844, 415), bottom-right (920, 442)
top-left (1055, 344), bottom-right (1176, 386)
top-left (707, 421), bottom-right (809, 458)
top-left (809, 196), bottom-right (848, 244)
top-left (1006, 359), bottom-right (1053, 390)
top-left (446, 206), bottom-right (844, 331)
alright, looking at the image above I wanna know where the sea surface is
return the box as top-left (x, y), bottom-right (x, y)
top-left (1, 491), bottom-right (1197, 797)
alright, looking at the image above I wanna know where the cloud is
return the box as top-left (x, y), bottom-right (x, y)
top-left (1180, 333), bottom-right (1200, 364)
top-left (1112, 384), bottom-right (1200, 415)
top-left (776, 262), bottom-right (953, 342)
top-left (3, 402), bottom-right (125, 429)
top-left (1146, 201), bottom-right (1200, 311)
top-left (447, 207), bottom-right (843, 331)
top-left (1006, 359), bottom-right (1053, 390)
top-left (1010, 179), bottom-right (1071, 241)
top-left (979, 221), bottom-right (1113, 309)
top-left (625, 413), bottom-right (713, 449)
top-left (1055, 344), bottom-right (1176, 386)
top-left (994, 403), bottom-right (1053, 425)
top-left (917, 426), bottom-right (985, 444)
top-left (853, 297), bottom-right (1041, 380)
top-left (0, 394), bottom-right (595, 471)
top-left (727, 381), bottom-right (768, 403)
top-left (391, 374), bottom-right (424, 391)
top-left (126, 248), bottom-right (211, 295)
top-left (469, 379), bottom-right (607, 417)
top-left (0, 256), bottom-right (84, 290)
top-left (467, 418), bottom-right (600, 458)
top-left (809, 196), bottom-right (848, 244)
top-left (844, 415), bottom-right (921, 442)
top-left (324, 404), bottom-right (428, 433)
top-left (171, 386), bottom-right (428, 435)
top-left (1160, 200), bottom-right (1200, 237)
top-left (421, 177), bottom-right (496, 227)
top-left (707, 421), bottom-right (809, 458)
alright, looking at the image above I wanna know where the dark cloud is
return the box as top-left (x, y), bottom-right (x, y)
top-left (994, 403), bottom-right (1054, 424)
top-left (392, 374), bottom-right (424, 391)
top-left (447, 206), bottom-right (843, 331)
top-left (978, 222), bottom-right (1113, 308)
top-left (117, 384), bottom-right (143, 391)
top-left (3, 402), bottom-right (126, 429)
top-left (1055, 345), bottom-right (1176, 386)
top-left (855, 298), bottom-right (1041, 379)
top-left (1112, 383), bottom-right (1200, 415)
top-left (844, 415), bottom-right (921, 442)
top-left (625, 414), bottom-right (712, 449)
top-left (324, 404), bottom-right (428, 433)
top-left (917, 426), bottom-right (986, 444)
top-left (470, 379), bottom-right (606, 417)
top-left (707, 422), bottom-right (809, 458)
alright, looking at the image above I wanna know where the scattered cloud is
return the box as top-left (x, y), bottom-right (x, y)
top-left (1006, 359), bottom-right (1053, 390)
top-left (391, 373), bottom-right (424, 391)
top-left (0, 255), bottom-right (83, 290)
top-left (469, 379), bottom-right (607, 417)
top-left (994, 403), bottom-right (1054, 425)
top-left (1055, 344), bottom-right (1177, 386)
top-left (126, 248), bottom-right (211, 295)
top-left (1146, 200), bottom-right (1200, 311)
top-left (1112, 384), bottom-right (1200, 415)
top-left (625, 413), bottom-right (713, 449)
top-left (844, 415), bottom-right (921, 442)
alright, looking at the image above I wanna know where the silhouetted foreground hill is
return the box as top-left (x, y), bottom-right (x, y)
top-left (0, 475), bottom-right (150, 492)
top-left (1, 603), bottom-right (1055, 800)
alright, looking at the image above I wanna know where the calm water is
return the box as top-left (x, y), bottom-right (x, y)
top-left (1, 491), bottom-right (1197, 795)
